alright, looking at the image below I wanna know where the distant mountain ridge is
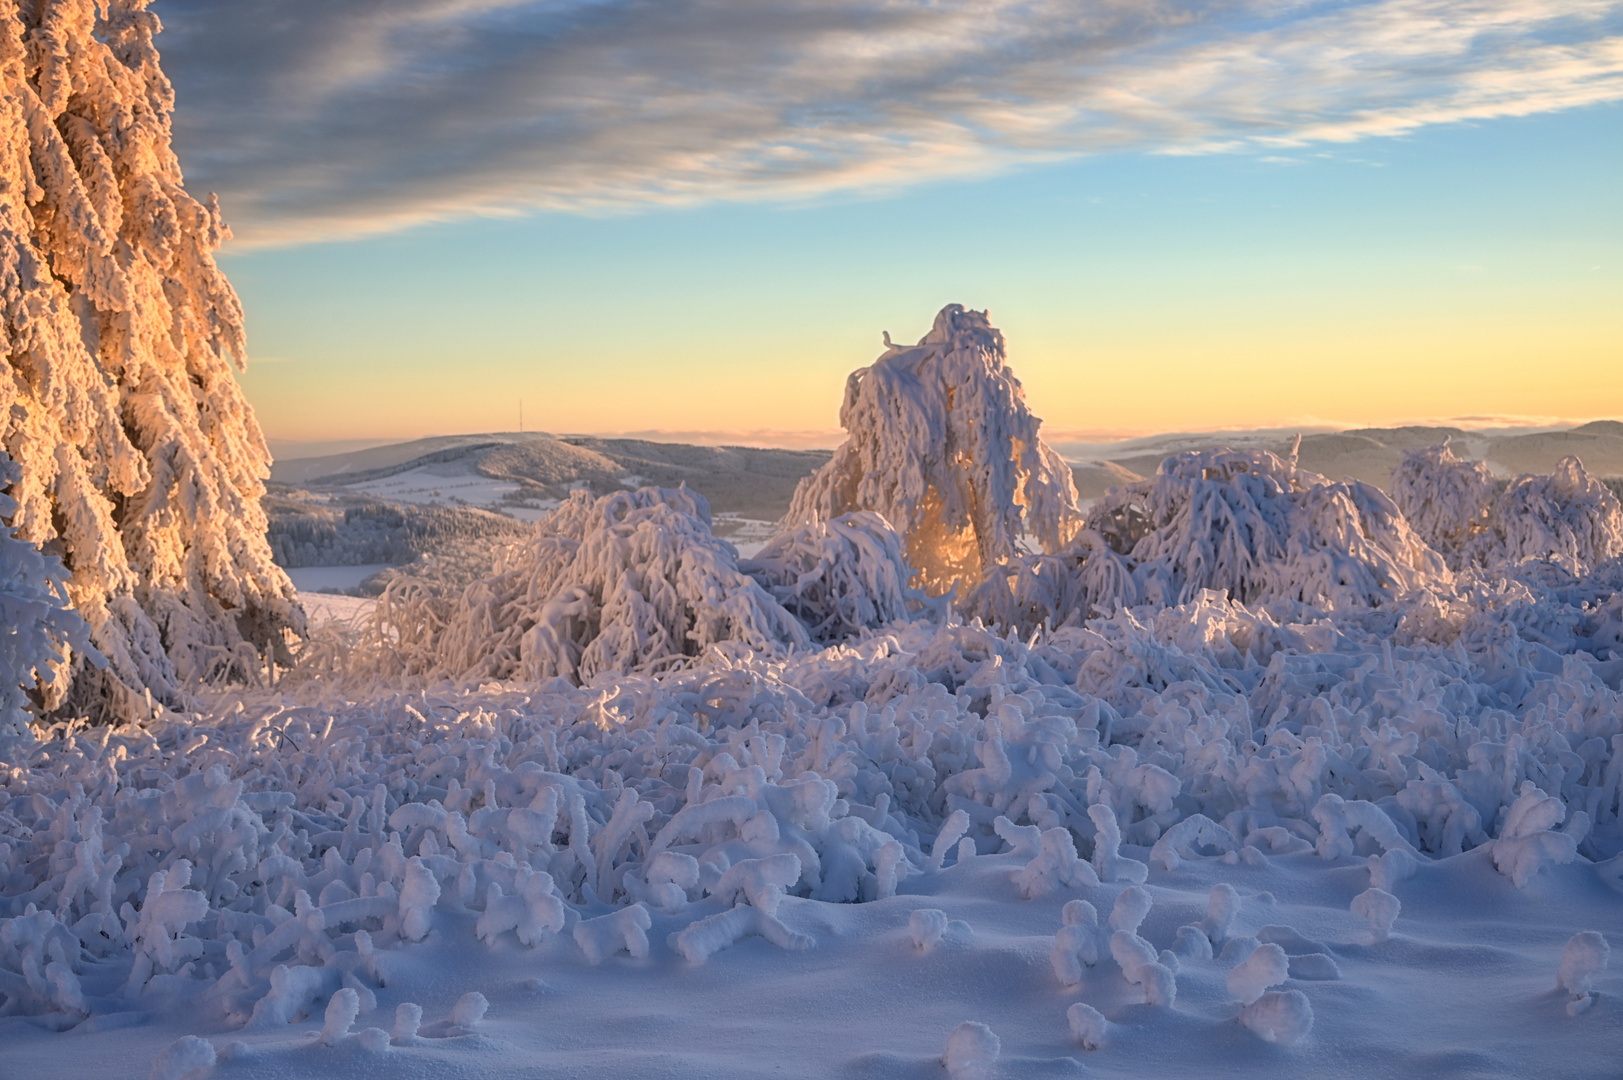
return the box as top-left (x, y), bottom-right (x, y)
top-left (273, 422), bottom-right (1623, 525)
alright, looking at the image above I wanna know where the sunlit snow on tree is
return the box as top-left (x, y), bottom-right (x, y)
top-left (0, 0), bottom-right (298, 722)
top-left (785, 304), bottom-right (1081, 598)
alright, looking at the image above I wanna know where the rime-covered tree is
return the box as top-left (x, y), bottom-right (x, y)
top-left (1463, 456), bottom-right (1623, 575)
top-left (1082, 447), bottom-right (1447, 612)
top-left (0, 0), bottom-right (299, 722)
top-left (785, 305), bottom-right (1081, 598)
top-left (0, 450), bottom-right (96, 743)
top-left (1390, 441), bottom-right (1495, 568)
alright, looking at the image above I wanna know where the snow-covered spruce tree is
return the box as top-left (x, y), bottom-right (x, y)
top-left (1461, 456), bottom-right (1623, 575)
top-left (0, 450), bottom-right (98, 743)
top-left (1085, 447), bottom-right (1448, 610)
top-left (360, 487), bottom-right (812, 686)
top-left (0, 0), bottom-right (299, 722)
top-left (785, 304), bottom-right (1081, 599)
top-left (1390, 441), bottom-right (1495, 568)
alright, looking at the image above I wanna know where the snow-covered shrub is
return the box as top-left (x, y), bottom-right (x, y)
top-left (942, 1021), bottom-right (1001, 1080)
top-left (1067, 1002), bottom-right (1109, 1049)
top-left (1201, 884), bottom-right (1241, 946)
top-left (148, 1035), bottom-right (216, 1080)
top-left (1462, 457), bottom-right (1623, 574)
top-left (1228, 941), bottom-right (1289, 1005)
top-left (0, 1), bottom-right (301, 721)
top-left (1051, 899), bottom-right (1101, 985)
top-left (961, 529), bottom-right (1139, 631)
top-left (1489, 782), bottom-right (1582, 888)
top-left (910, 908), bottom-right (948, 950)
top-left (740, 511), bottom-right (921, 642)
top-left (1350, 888), bottom-right (1400, 944)
top-left (1239, 989), bottom-right (1314, 1044)
top-left (1558, 931), bottom-right (1609, 1015)
top-left (1112, 930), bottom-right (1177, 1006)
top-left (1390, 441), bottom-right (1495, 566)
top-left (785, 305), bottom-right (1081, 598)
top-left (1087, 448), bottom-right (1447, 610)
top-left (359, 486), bottom-right (809, 685)
top-left (0, 452), bottom-right (99, 740)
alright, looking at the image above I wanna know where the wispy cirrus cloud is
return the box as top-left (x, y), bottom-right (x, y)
top-left (155, 0), bottom-right (1623, 246)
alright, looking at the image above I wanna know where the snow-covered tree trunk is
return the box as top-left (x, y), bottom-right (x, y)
top-left (0, 0), bottom-right (299, 723)
top-left (785, 305), bottom-right (1081, 598)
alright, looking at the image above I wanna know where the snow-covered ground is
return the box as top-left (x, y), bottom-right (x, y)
top-left (344, 465), bottom-right (529, 512)
top-left (295, 592), bottom-right (377, 626)
top-left (4, 592), bottom-right (1621, 1079)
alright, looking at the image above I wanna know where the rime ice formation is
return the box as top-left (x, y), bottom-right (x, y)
top-left (0, 0), bottom-right (299, 722)
top-left (1557, 931), bottom-right (1610, 1014)
top-left (1087, 447), bottom-right (1448, 612)
top-left (360, 486), bottom-right (812, 686)
top-left (1464, 456), bottom-right (1623, 575)
top-left (1390, 441), bottom-right (1496, 566)
top-left (0, 451), bottom-right (97, 741)
top-left (785, 305), bottom-right (1081, 597)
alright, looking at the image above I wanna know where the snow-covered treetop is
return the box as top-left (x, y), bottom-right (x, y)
top-left (1087, 447), bottom-right (1448, 610)
top-left (0, 0), bottom-right (299, 722)
top-left (786, 305), bottom-right (1081, 598)
top-left (1390, 441), bottom-right (1496, 568)
top-left (1463, 455), bottom-right (1623, 575)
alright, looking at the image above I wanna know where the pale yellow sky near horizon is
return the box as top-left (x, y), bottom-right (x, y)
top-left (226, 100), bottom-right (1622, 450)
top-left (241, 301), bottom-right (1623, 449)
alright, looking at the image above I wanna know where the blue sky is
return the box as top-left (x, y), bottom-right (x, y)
top-left (155, 0), bottom-right (1623, 447)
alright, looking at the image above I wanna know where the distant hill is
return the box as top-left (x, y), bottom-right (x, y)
top-left (1059, 422), bottom-right (1622, 489)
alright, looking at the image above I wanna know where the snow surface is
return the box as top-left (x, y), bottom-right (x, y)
top-left (6, 573), bottom-right (1623, 1077)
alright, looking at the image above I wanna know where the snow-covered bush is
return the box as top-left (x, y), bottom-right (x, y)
top-left (1390, 441), bottom-right (1496, 566)
top-left (960, 528), bottom-right (1138, 631)
top-left (942, 1021), bottom-right (1001, 1080)
top-left (740, 511), bottom-right (921, 642)
top-left (0, 0), bottom-right (301, 722)
top-left (1557, 931), bottom-right (1609, 1015)
top-left (1086, 447), bottom-right (1448, 610)
top-left (785, 305), bottom-right (1081, 598)
top-left (358, 486), bottom-right (810, 685)
top-left (0, 452), bottom-right (100, 740)
top-left (1462, 457), bottom-right (1623, 575)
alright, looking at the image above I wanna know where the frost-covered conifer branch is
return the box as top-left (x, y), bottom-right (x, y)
top-left (0, 0), bottom-right (300, 723)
